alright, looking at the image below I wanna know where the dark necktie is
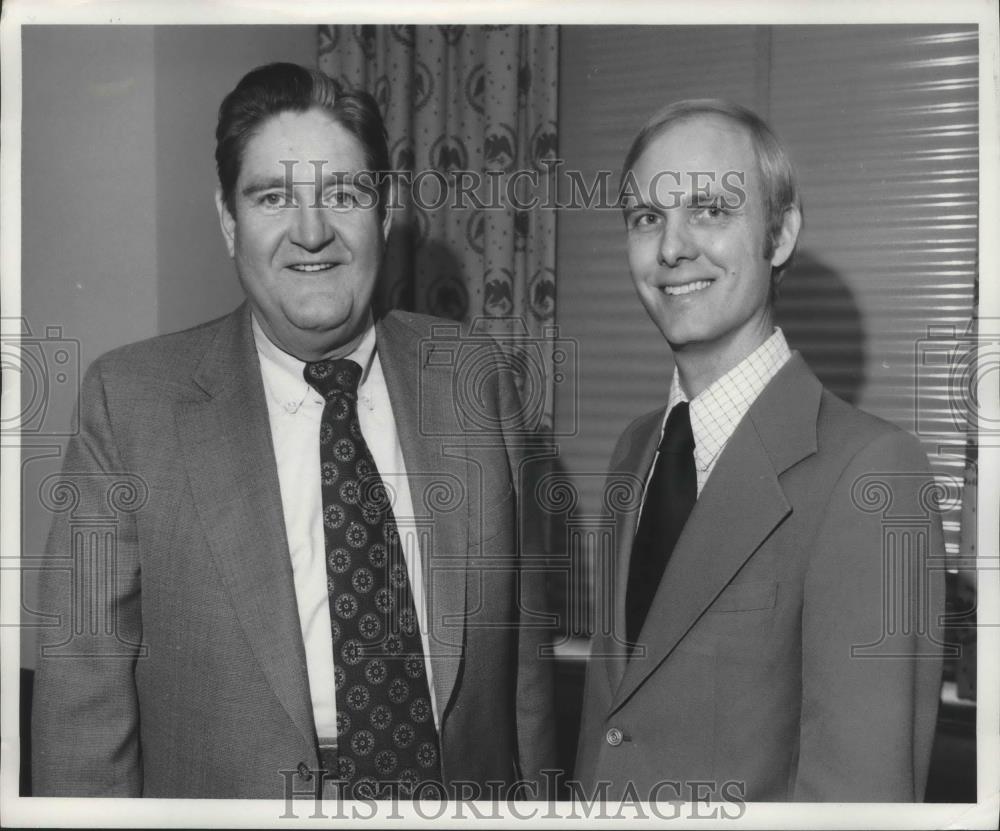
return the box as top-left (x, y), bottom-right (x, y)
top-left (625, 401), bottom-right (697, 651)
top-left (304, 358), bottom-right (442, 799)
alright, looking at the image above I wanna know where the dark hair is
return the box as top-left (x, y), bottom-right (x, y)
top-left (215, 62), bottom-right (390, 217)
top-left (622, 99), bottom-right (801, 282)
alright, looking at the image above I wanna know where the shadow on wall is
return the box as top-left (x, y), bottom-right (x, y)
top-left (374, 216), bottom-right (416, 315)
top-left (377, 223), bottom-right (470, 322)
top-left (775, 251), bottom-right (866, 406)
top-left (417, 238), bottom-right (471, 321)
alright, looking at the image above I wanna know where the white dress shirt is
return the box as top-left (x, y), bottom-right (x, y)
top-left (252, 314), bottom-right (439, 747)
top-left (644, 328), bottom-right (793, 500)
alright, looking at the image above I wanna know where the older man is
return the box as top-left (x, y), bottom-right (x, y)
top-left (575, 100), bottom-right (944, 802)
top-left (32, 62), bottom-right (554, 800)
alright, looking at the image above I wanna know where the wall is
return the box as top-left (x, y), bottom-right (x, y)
top-left (21, 26), bottom-right (159, 378)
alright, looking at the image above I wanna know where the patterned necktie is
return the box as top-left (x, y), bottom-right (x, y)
top-left (303, 357), bottom-right (442, 799)
top-left (625, 401), bottom-right (697, 651)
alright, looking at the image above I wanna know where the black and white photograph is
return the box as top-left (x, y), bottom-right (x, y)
top-left (1, 0), bottom-right (996, 827)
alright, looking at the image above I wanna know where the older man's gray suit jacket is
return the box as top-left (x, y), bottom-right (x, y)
top-left (31, 303), bottom-right (555, 798)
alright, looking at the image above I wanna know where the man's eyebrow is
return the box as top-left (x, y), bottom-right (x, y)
top-left (240, 177), bottom-right (288, 198)
top-left (240, 172), bottom-right (362, 199)
top-left (621, 200), bottom-right (659, 213)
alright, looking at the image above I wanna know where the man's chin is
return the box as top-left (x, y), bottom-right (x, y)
top-left (286, 312), bottom-right (369, 358)
top-left (655, 321), bottom-right (701, 350)
top-left (289, 312), bottom-right (352, 334)
top-left (284, 298), bottom-right (356, 332)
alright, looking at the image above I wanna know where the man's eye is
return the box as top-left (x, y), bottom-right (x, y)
top-left (692, 202), bottom-right (727, 220)
top-left (627, 212), bottom-right (659, 230)
top-left (260, 193), bottom-right (290, 208)
top-left (327, 190), bottom-right (358, 209)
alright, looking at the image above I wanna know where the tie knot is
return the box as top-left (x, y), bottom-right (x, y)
top-left (659, 401), bottom-right (694, 454)
top-left (303, 358), bottom-right (363, 400)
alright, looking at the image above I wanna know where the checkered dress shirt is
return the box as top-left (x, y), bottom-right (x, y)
top-left (656, 328), bottom-right (792, 497)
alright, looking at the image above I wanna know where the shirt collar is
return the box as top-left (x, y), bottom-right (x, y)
top-left (252, 312), bottom-right (377, 414)
top-left (665, 328), bottom-right (792, 473)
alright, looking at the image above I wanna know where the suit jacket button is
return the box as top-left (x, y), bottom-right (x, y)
top-left (606, 727), bottom-right (624, 746)
top-left (297, 762), bottom-right (313, 781)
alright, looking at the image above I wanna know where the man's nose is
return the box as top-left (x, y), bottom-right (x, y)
top-left (288, 200), bottom-right (334, 251)
top-left (657, 217), bottom-right (696, 267)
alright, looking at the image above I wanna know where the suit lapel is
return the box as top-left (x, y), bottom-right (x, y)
top-left (176, 304), bottom-right (315, 748)
top-left (376, 314), bottom-right (468, 721)
top-left (611, 354), bottom-right (822, 712)
top-left (603, 413), bottom-right (662, 694)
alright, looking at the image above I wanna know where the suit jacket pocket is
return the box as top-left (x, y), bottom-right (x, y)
top-left (684, 581), bottom-right (779, 657)
top-left (707, 580), bottom-right (777, 613)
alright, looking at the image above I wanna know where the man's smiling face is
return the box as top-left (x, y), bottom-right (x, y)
top-left (623, 114), bottom-right (798, 372)
top-left (216, 107), bottom-right (390, 361)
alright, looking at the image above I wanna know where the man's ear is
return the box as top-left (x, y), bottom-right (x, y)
top-left (770, 205), bottom-right (802, 270)
top-left (380, 179), bottom-right (394, 243)
top-left (215, 187), bottom-right (236, 259)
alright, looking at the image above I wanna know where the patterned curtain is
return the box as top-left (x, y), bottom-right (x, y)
top-left (318, 24), bottom-right (559, 432)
